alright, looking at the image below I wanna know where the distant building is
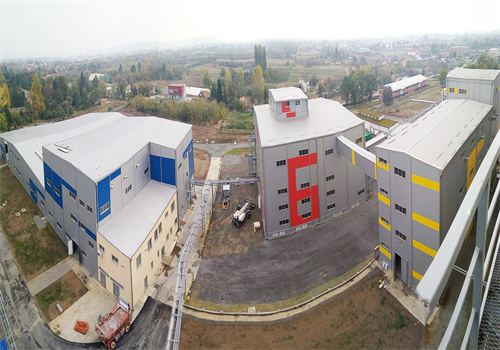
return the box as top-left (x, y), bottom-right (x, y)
top-left (186, 86), bottom-right (210, 99)
top-left (298, 77), bottom-right (310, 93)
top-left (167, 84), bottom-right (186, 100)
top-left (378, 74), bottom-right (428, 98)
top-left (89, 73), bottom-right (110, 83)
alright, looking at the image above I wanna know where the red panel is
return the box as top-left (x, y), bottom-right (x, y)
top-left (287, 153), bottom-right (319, 227)
top-left (281, 101), bottom-right (290, 113)
top-left (286, 112), bottom-right (296, 118)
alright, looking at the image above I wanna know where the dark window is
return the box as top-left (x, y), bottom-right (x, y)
top-left (381, 217), bottom-right (390, 225)
top-left (88, 241), bottom-right (94, 250)
top-left (278, 188), bottom-right (288, 195)
top-left (80, 222), bottom-right (87, 231)
top-left (358, 189), bottom-right (365, 195)
top-left (460, 183), bottom-right (465, 195)
top-left (49, 211), bottom-right (54, 218)
top-left (301, 198), bottom-right (311, 204)
top-left (40, 200), bottom-right (45, 207)
top-left (325, 148), bottom-right (334, 155)
top-left (327, 203), bottom-right (336, 210)
top-left (125, 184), bottom-right (132, 194)
top-left (395, 203), bottom-right (407, 215)
top-left (56, 222), bottom-right (62, 229)
top-left (87, 205), bottom-right (93, 214)
top-left (295, 100), bottom-right (300, 106)
top-left (279, 219), bottom-right (289, 226)
top-left (81, 250), bottom-right (87, 258)
top-left (395, 230), bottom-right (407, 241)
top-left (327, 189), bottom-right (335, 196)
top-left (70, 213), bottom-right (77, 223)
top-left (278, 204), bottom-right (288, 210)
top-left (380, 188), bottom-right (389, 196)
top-left (144, 167), bottom-right (149, 175)
top-left (54, 187), bottom-right (60, 196)
top-left (100, 202), bottom-right (109, 215)
top-left (378, 157), bottom-right (388, 165)
top-left (300, 182), bottom-right (310, 189)
top-left (285, 101), bottom-right (290, 107)
top-left (299, 149), bottom-right (309, 156)
top-left (69, 191), bottom-right (76, 200)
top-left (326, 175), bottom-right (334, 181)
top-left (46, 178), bottom-right (52, 187)
top-left (470, 167), bottom-right (475, 176)
top-left (276, 160), bottom-right (287, 167)
top-left (112, 255), bottom-right (118, 264)
top-left (79, 199), bottom-right (85, 207)
top-left (302, 212), bottom-right (311, 219)
top-left (355, 137), bottom-right (362, 144)
top-left (394, 167), bottom-right (406, 179)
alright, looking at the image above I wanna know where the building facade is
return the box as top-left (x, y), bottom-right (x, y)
top-left (255, 87), bottom-right (368, 239)
top-left (376, 99), bottom-right (496, 289)
top-left (167, 84), bottom-right (186, 100)
top-left (378, 74), bottom-right (428, 98)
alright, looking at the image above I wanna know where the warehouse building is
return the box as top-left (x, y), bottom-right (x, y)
top-left (0, 112), bottom-right (194, 307)
top-left (446, 68), bottom-right (500, 116)
top-left (254, 87), bottom-right (368, 239)
top-left (378, 74), bottom-right (428, 98)
top-left (376, 99), bottom-right (496, 289)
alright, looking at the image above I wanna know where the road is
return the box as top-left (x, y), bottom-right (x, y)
top-left (0, 223), bottom-right (171, 349)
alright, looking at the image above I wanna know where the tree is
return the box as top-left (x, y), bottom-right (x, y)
top-left (79, 71), bottom-right (86, 94)
top-left (0, 66), bottom-right (10, 131)
top-left (467, 54), bottom-right (499, 69)
top-left (262, 47), bottom-right (267, 72)
top-left (28, 73), bottom-right (45, 118)
top-left (382, 86), bottom-right (393, 106)
top-left (220, 68), bottom-right (226, 78)
top-left (161, 63), bottom-right (167, 79)
top-left (225, 70), bottom-right (234, 102)
top-left (118, 64), bottom-right (123, 75)
top-left (131, 65), bottom-right (136, 73)
top-left (438, 68), bottom-right (448, 87)
top-left (138, 62), bottom-right (142, 72)
top-left (203, 69), bottom-right (212, 88)
top-left (238, 67), bottom-right (244, 93)
top-left (251, 65), bottom-right (264, 102)
top-left (216, 78), bottom-right (223, 103)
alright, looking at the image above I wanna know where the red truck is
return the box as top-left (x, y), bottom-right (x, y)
top-left (95, 300), bottom-right (131, 349)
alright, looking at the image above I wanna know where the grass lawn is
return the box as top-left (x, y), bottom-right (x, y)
top-left (0, 167), bottom-right (68, 281)
top-left (225, 148), bottom-right (248, 155)
top-left (356, 114), bottom-right (398, 128)
top-left (35, 270), bottom-right (88, 322)
top-left (221, 111), bottom-right (254, 132)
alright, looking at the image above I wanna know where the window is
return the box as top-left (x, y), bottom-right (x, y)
top-left (299, 149), bottom-right (309, 156)
top-left (171, 202), bottom-right (175, 213)
top-left (99, 245), bottom-right (105, 253)
top-left (159, 223), bottom-right (162, 234)
top-left (81, 250), bottom-right (87, 258)
top-left (358, 189), bottom-right (365, 195)
top-left (471, 137), bottom-right (476, 146)
top-left (327, 189), bottom-right (335, 196)
top-left (278, 188), bottom-right (288, 195)
top-left (326, 175), bottom-right (334, 181)
top-left (394, 167), bottom-right (406, 179)
top-left (300, 182), bottom-right (310, 189)
top-left (301, 198), bottom-right (311, 205)
top-left (302, 212), bottom-right (311, 219)
top-left (380, 217), bottom-right (390, 225)
top-left (278, 204), bottom-right (288, 210)
top-left (459, 88), bottom-right (467, 94)
top-left (395, 230), bottom-right (407, 241)
top-left (136, 254), bottom-right (142, 269)
top-left (161, 246), bottom-right (165, 257)
top-left (144, 276), bottom-right (148, 290)
top-left (112, 255), bottom-right (118, 264)
top-left (325, 148), bottom-right (334, 155)
top-left (276, 160), bottom-right (287, 167)
top-left (40, 200), bottom-right (45, 207)
top-left (87, 205), bottom-right (93, 214)
top-left (113, 283), bottom-right (120, 298)
top-left (178, 162), bottom-right (182, 170)
top-left (144, 167), bottom-right (149, 175)
top-left (165, 211), bottom-right (169, 219)
top-left (174, 218), bottom-right (178, 226)
top-left (460, 183), bottom-right (465, 195)
top-left (327, 203), bottom-right (336, 210)
top-left (395, 203), bottom-right (407, 215)
top-left (154, 229), bottom-right (158, 241)
top-left (279, 219), bottom-right (289, 226)
top-left (54, 187), bottom-right (60, 196)
top-left (56, 222), bottom-right (62, 230)
top-left (148, 238), bottom-right (152, 252)
top-left (460, 150), bottom-right (466, 162)
top-left (295, 100), bottom-right (300, 105)
top-left (470, 167), bottom-right (475, 176)
top-left (46, 178), bottom-right (52, 187)
top-left (79, 199), bottom-right (85, 207)
top-left (69, 191), bottom-right (76, 200)
top-left (125, 184), bottom-right (132, 194)
top-left (71, 213), bottom-right (77, 223)
top-left (381, 242), bottom-right (390, 252)
top-left (285, 101), bottom-right (290, 107)
top-left (378, 157), bottom-right (388, 165)
top-left (80, 222), bottom-right (87, 231)
top-left (355, 137), bottom-right (362, 144)
top-left (88, 241), bottom-right (94, 250)
top-left (49, 211), bottom-right (54, 218)
top-left (100, 271), bottom-right (106, 287)
top-left (380, 188), bottom-right (389, 196)
top-left (100, 202), bottom-right (110, 215)
top-left (151, 261), bottom-right (154, 269)
top-left (65, 232), bottom-right (71, 241)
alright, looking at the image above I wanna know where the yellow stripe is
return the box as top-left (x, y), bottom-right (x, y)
top-left (412, 174), bottom-right (440, 192)
top-left (379, 217), bottom-right (391, 231)
top-left (477, 137), bottom-right (485, 154)
top-left (374, 163), bottom-right (378, 180)
top-left (352, 149), bottom-right (356, 165)
top-left (412, 212), bottom-right (440, 231)
top-left (380, 245), bottom-right (391, 260)
top-left (377, 158), bottom-right (389, 171)
top-left (378, 192), bottom-right (390, 206)
top-left (413, 239), bottom-right (437, 257)
top-left (413, 270), bottom-right (423, 281)
top-left (467, 146), bottom-right (477, 190)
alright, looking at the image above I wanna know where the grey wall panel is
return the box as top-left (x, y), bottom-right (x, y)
top-left (133, 150), bottom-right (145, 193)
top-left (110, 169), bottom-right (123, 220)
top-left (121, 158), bottom-right (135, 208)
top-left (142, 146), bottom-right (151, 185)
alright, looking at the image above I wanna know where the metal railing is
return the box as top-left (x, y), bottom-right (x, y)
top-left (415, 127), bottom-right (500, 349)
top-left (0, 289), bottom-right (17, 350)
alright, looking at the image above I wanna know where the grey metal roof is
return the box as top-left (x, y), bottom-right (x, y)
top-left (255, 98), bottom-right (363, 148)
top-left (98, 180), bottom-right (176, 258)
top-left (447, 68), bottom-right (500, 81)
top-left (0, 113), bottom-right (124, 184)
top-left (384, 74), bottom-right (427, 92)
top-left (377, 99), bottom-right (493, 170)
top-left (269, 87), bottom-right (307, 102)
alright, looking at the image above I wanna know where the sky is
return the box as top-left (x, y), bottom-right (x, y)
top-left (1, 0), bottom-right (499, 59)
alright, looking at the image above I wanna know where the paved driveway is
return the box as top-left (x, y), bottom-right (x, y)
top-left (193, 197), bottom-right (379, 304)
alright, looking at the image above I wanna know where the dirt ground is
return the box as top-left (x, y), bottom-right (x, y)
top-left (0, 167), bottom-right (68, 281)
top-left (194, 149), bottom-right (211, 180)
top-left (35, 270), bottom-right (88, 323)
top-left (181, 268), bottom-right (425, 349)
top-left (203, 154), bottom-right (263, 257)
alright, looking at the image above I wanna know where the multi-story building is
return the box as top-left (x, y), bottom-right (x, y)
top-left (254, 87), bottom-right (368, 239)
top-left (376, 99), bottom-right (495, 289)
top-left (446, 68), bottom-right (500, 116)
top-left (167, 84), bottom-right (186, 100)
top-left (0, 112), bottom-right (194, 307)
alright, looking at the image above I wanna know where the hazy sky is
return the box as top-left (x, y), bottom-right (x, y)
top-left (1, 0), bottom-right (499, 59)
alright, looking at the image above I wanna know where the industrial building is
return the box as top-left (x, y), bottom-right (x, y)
top-left (376, 99), bottom-right (496, 288)
top-left (446, 68), bottom-right (500, 116)
top-left (0, 112), bottom-right (194, 307)
top-left (378, 74), bottom-right (428, 98)
top-left (254, 87), bottom-right (368, 239)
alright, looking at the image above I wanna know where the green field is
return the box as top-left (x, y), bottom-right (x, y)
top-left (221, 111), bottom-right (254, 131)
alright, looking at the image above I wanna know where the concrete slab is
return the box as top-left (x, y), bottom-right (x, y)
top-left (33, 215), bottom-right (46, 230)
top-left (27, 256), bottom-right (72, 296)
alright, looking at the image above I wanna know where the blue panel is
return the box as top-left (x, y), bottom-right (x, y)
top-left (161, 157), bottom-right (176, 185)
top-left (43, 162), bottom-right (53, 198)
top-left (150, 155), bottom-right (161, 182)
top-left (29, 178), bottom-right (38, 204)
top-left (52, 171), bottom-right (63, 209)
top-left (0, 339), bottom-right (7, 350)
top-left (0, 144), bottom-right (5, 162)
top-left (62, 178), bottom-right (77, 196)
top-left (97, 176), bottom-right (110, 222)
top-left (36, 187), bottom-right (45, 200)
top-left (110, 168), bottom-right (121, 181)
top-left (85, 227), bottom-right (97, 241)
top-left (184, 140), bottom-right (194, 178)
